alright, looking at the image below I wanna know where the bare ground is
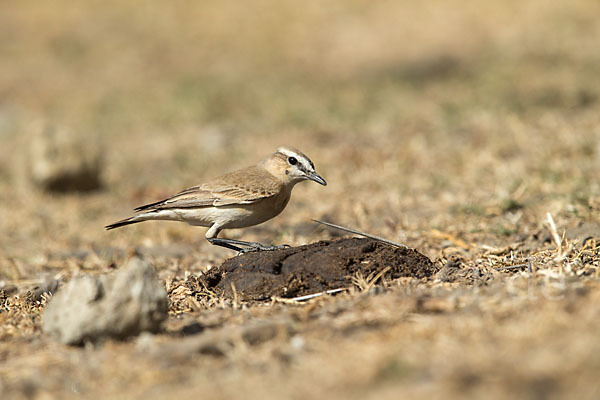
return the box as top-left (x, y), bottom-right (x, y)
top-left (1, 1), bottom-right (600, 399)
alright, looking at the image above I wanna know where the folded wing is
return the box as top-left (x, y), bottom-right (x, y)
top-left (133, 166), bottom-right (282, 211)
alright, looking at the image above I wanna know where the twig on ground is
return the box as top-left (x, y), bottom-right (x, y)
top-left (230, 282), bottom-right (239, 309)
top-left (312, 219), bottom-right (408, 249)
top-left (545, 212), bottom-right (568, 261)
top-left (545, 213), bottom-right (562, 250)
top-left (497, 261), bottom-right (532, 272)
top-left (273, 288), bottom-right (347, 303)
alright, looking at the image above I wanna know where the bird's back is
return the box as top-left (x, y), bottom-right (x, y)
top-left (134, 165), bottom-right (284, 212)
top-left (201, 166), bottom-right (284, 202)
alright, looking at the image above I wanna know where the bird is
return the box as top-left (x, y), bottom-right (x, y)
top-left (105, 146), bottom-right (327, 252)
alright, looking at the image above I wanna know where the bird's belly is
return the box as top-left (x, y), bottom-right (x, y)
top-left (161, 205), bottom-right (274, 228)
top-left (218, 205), bottom-right (280, 229)
top-left (150, 208), bottom-right (215, 227)
top-left (220, 195), bottom-right (289, 229)
top-left (152, 193), bottom-right (290, 229)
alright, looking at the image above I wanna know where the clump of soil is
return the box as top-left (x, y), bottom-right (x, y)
top-left (197, 238), bottom-right (437, 301)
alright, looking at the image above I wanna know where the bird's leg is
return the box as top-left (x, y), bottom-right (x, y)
top-left (207, 237), bottom-right (290, 254)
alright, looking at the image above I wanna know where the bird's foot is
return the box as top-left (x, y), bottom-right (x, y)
top-left (237, 243), bottom-right (290, 254)
top-left (207, 238), bottom-right (290, 254)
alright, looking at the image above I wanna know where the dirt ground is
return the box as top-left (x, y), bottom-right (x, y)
top-left (1, 1), bottom-right (600, 399)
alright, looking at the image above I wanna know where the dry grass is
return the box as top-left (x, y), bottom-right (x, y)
top-left (1, 0), bottom-right (600, 399)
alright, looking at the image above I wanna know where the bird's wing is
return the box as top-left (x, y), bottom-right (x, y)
top-left (134, 166), bottom-right (282, 211)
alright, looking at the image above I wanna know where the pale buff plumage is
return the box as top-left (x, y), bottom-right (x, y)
top-left (106, 146), bottom-right (326, 251)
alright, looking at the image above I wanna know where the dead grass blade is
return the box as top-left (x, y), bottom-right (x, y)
top-left (545, 213), bottom-right (572, 262)
top-left (272, 288), bottom-right (347, 303)
top-left (351, 266), bottom-right (392, 292)
top-left (312, 219), bottom-right (408, 249)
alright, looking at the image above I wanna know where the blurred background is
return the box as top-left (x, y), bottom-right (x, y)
top-left (1, 0), bottom-right (598, 267)
top-left (2, 1), bottom-right (600, 399)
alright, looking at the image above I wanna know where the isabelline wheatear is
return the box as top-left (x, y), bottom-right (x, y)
top-left (105, 147), bottom-right (326, 252)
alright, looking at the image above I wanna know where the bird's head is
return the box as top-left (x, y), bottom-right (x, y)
top-left (261, 146), bottom-right (327, 187)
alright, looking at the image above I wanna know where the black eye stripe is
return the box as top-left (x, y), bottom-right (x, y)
top-left (285, 154), bottom-right (314, 174)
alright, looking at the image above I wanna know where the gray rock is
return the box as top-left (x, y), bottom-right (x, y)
top-left (42, 258), bottom-right (168, 345)
top-left (28, 121), bottom-right (103, 192)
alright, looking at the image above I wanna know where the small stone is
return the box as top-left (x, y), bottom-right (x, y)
top-left (28, 121), bottom-right (103, 192)
top-left (290, 335), bottom-right (305, 350)
top-left (42, 257), bottom-right (168, 345)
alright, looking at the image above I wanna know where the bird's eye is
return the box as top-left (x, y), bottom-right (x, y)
top-left (288, 156), bottom-right (298, 165)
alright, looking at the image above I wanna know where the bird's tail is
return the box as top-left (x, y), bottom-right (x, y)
top-left (105, 216), bottom-right (143, 230)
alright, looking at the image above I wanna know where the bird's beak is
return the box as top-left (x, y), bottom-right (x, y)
top-left (307, 172), bottom-right (327, 186)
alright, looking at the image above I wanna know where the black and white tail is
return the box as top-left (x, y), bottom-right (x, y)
top-left (105, 216), bottom-right (143, 230)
